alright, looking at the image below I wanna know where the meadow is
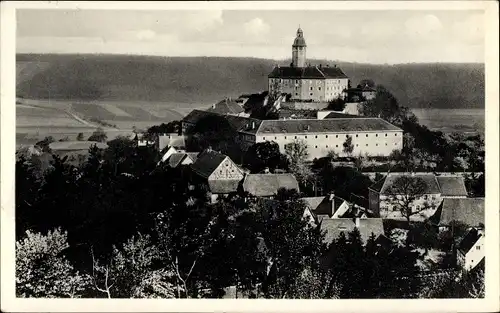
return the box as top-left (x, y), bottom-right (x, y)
top-left (15, 54), bottom-right (485, 147)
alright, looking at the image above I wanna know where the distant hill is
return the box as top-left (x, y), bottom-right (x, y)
top-left (16, 54), bottom-right (484, 109)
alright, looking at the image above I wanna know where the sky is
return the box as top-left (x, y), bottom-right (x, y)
top-left (16, 9), bottom-right (485, 64)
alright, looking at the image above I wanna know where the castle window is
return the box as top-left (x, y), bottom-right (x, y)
top-left (295, 93), bottom-right (298, 96)
top-left (296, 80), bottom-right (299, 84)
top-left (356, 144), bottom-right (359, 147)
top-left (476, 246), bottom-right (480, 250)
top-left (366, 134), bottom-right (368, 137)
top-left (263, 137), bottom-right (265, 140)
top-left (366, 144), bottom-right (368, 147)
top-left (310, 87), bottom-right (313, 91)
top-left (376, 144), bottom-right (378, 146)
top-left (295, 136), bottom-right (297, 139)
top-left (310, 93), bottom-right (313, 96)
top-left (326, 135), bottom-right (328, 138)
top-left (326, 145), bottom-right (328, 148)
top-left (336, 135), bottom-right (338, 138)
top-left (315, 146), bottom-right (318, 148)
top-left (395, 133), bottom-right (398, 136)
top-left (356, 134), bottom-right (358, 137)
top-left (275, 137), bottom-right (277, 140)
top-left (315, 135), bottom-right (318, 138)
top-left (318, 87), bottom-right (321, 91)
top-left (385, 143), bottom-right (388, 146)
top-left (336, 145), bottom-right (338, 148)
top-left (284, 136), bottom-right (287, 139)
top-left (376, 134), bottom-right (378, 137)
top-left (305, 136), bottom-right (307, 138)
top-left (385, 134), bottom-right (388, 137)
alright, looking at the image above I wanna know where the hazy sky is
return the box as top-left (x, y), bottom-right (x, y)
top-left (16, 9), bottom-right (485, 64)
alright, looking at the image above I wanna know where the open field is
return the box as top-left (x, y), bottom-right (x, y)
top-left (412, 108), bottom-right (485, 134)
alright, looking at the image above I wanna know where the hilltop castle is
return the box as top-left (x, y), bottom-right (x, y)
top-left (268, 28), bottom-right (350, 103)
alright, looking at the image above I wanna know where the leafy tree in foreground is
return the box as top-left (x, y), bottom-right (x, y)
top-left (16, 228), bottom-right (91, 298)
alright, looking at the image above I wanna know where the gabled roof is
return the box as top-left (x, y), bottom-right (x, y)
top-left (379, 173), bottom-right (441, 194)
top-left (458, 228), bottom-right (482, 254)
top-left (320, 218), bottom-right (385, 245)
top-left (430, 198), bottom-right (485, 227)
top-left (208, 179), bottom-right (241, 194)
top-left (279, 109), bottom-right (317, 120)
top-left (320, 218), bottom-right (356, 244)
top-left (182, 109), bottom-right (261, 133)
top-left (302, 196), bottom-right (334, 216)
top-left (252, 118), bottom-right (401, 135)
top-left (436, 176), bottom-right (468, 197)
top-left (207, 99), bottom-right (245, 115)
top-left (186, 152), bottom-right (199, 163)
top-left (190, 150), bottom-right (228, 179)
top-left (268, 65), bottom-right (348, 79)
top-left (357, 218), bottom-right (385, 243)
top-left (242, 173), bottom-right (299, 197)
top-left (167, 153), bottom-right (187, 168)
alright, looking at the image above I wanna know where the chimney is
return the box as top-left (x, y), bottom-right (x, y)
top-left (355, 217), bottom-right (360, 228)
top-left (330, 194), bottom-right (335, 217)
top-left (252, 121), bottom-right (256, 129)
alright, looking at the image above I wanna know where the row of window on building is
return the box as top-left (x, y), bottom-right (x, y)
top-left (261, 133), bottom-right (399, 141)
top-left (271, 79), bottom-right (345, 85)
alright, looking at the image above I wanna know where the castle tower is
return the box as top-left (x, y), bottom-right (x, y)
top-left (292, 27), bottom-right (307, 68)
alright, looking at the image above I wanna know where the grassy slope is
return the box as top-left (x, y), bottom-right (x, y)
top-left (16, 54), bottom-right (484, 109)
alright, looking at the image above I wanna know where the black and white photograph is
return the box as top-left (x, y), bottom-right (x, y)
top-left (1, 1), bottom-right (499, 311)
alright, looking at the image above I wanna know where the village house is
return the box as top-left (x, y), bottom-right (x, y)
top-left (320, 217), bottom-right (386, 246)
top-left (157, 133), bottom-right (186, 151)
top-left (207, 97), bottom-right (249, 117)
top-left (302, 194), bottom-right (373, 225)
top-left (268, 28), bottom-right (350, 103)
top-left (368, 173), bottom-right (468, 221)
top-left (242, 173), bottom-right (299, 198)
top-left (428, 197), bottom-right (485, 232)
top-left (190, 148), bottom-right (245, 202)
top-left (164, 152), bottom-right (198, 168)
top-left (457, 227), bottom-right (485, 272)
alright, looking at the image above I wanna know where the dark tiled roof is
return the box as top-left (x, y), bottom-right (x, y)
top-left (242, 173), bottom-right (299, 197)
top-left (253, 118), bottom-right (401, 134)
top-left (268, 66), bottom-right (348, 79)
top-left (323, 112), bottom-right (362, 119)
top-left (431, 198), bottom-right (485, 227)
top-left (183, 110), bottom-right (261, 133)
top-left (279, 109), bottom-right (317, 120)
top-left (207, 99), bottom-right (245, 115)
top-left (458, 228), bottom-right (482, 253)
top-left (302, 196), bottom-right (334, 216)
top-left (190, 150), bottom-right (228, 179)
top-left (167, 153), bottom-right (187, 168)
top-left (380, 173), bottom-right (441, 194)
top-left (436, 176), bottom-right (468, 197)
top-left (207, 179), bottom-right (241, 194)
top-left (369, 176), bottom-right (387, 193)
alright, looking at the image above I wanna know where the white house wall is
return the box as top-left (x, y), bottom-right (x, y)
top-left (248, 130), bottom-right (403, 160)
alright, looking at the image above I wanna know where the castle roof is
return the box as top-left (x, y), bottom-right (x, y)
top-left (268, 65), bottom-right (348, 79)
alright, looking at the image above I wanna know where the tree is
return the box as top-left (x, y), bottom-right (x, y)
top-left (88, 128), bottom-right (107, 143)
top-left (258, 189), bottom-right (326, 298)
top-left (358, 79), bottom-right (376, 88)
top-left (327, 98), bottom-right (346, 111)
top-left (326, 150), bottom-right (339, 161)
top-left (284, 139), bottom-right (312, 185)
top-left (15, 155), bottom-right (42, 239)
top-left (76, 132), bottom-right (85, 141)
top-left (35, 136), bottom-right (55, 153)
top-left (145, 121), bottom-right (182, 140)
top-left (244, 141), bottom-right (289, 173)
top-left (90, 233), bottom-right (176, 298)
top-left (16, 228), bottom-right (91, 298)
top-left (342, 135), bottom-right (354, 158)
top-left (353, 153), bottom-right (369, 172)
top-left (385, 175), bottom-right (430, 226)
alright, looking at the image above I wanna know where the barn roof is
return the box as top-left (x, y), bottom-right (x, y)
top-left (242, 173), bottom-right (299, 197)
